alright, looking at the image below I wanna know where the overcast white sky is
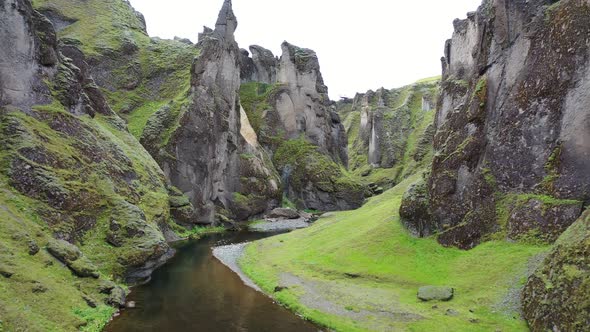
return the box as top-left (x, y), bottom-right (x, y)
top-left (128, 0), bottom-right (482, 99)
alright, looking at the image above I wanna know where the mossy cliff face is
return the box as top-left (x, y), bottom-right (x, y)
top-left (239, 43), bottom-right (364, 211)
top-left (0, 0), bottom-right (173, 329)
top-left (31, 0), bottom-right (199, 140)
top-left (522, 209), bottom-right (590, 331)
top-left (337, 79), bottom-right (439, 190)
top-left (401, 0), bottom-right (590, 249)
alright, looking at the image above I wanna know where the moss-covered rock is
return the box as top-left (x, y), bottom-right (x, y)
top-left (399, 175), bottom-right (435, 237)
top-left (404, 0), bottom-right (590, 248)
top-left (68, 256), bottom-right (100, 278)
top-left (499, 194), bottom-right (584, 244)
top-left (32, 0), bottom-right (199, 139)
top-left (522, 209), bottom-right (590, 331)
top-left (46, 240), bottom-right (99, 278)
top-left (273, 138), bottom-right (365, 211)
top-left (417, 286), bottom-right (454, 302)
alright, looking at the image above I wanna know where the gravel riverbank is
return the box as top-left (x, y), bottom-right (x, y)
top-left (212, 243), bottom-right (261, 292)
top-left (248, 218), bottom-right (310, 232)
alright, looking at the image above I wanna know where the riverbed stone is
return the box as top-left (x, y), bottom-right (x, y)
top-left (267, 208), bottom-right (300, 219)
top-left (417, 286), bottom-right (454, 301)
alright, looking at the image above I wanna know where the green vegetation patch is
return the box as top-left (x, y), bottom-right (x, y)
top-left (241, 174), bottom-right (547, 331)
top-left (0, 184), bottom-right (118, 332)
top-left (239, 82), bottom-right (284, 135)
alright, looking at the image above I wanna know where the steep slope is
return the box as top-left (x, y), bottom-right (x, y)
top-left (0, 0), bottom-right (177, 329)
top-left (31, 0), bottom-right (198, 139)
top-left (241, 174), bottom-right (546, 331)
top-left (401, 0), bottom-right (589, 249)
top-left (338, 78), bottom-right (439, 190)
top-left (240, 44), bottom-right (365, 211)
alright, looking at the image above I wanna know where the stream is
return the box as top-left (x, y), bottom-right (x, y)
top-left (104, 231), bottom-right (318, 332)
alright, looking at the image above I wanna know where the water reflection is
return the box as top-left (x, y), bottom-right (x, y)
top-left (104, 232), bottom-right (317, 332)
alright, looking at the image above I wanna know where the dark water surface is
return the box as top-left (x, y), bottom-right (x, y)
top-left (104, 232), bottom-right (318, 332)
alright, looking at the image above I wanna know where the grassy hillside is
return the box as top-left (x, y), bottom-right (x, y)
top-left (240, 173), bottom-right (547, 331)
top-left (0, 185), bottom-right (116, 332)
top-left (32, 0), bottom-right (198, 140)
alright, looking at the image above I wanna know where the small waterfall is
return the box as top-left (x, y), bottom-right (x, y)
top-left (281, 165), bottom-right (293, 196)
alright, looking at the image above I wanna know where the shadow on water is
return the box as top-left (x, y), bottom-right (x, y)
top-left (104, 231), bottom-right (318, 332)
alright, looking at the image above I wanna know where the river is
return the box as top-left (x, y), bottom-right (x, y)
top-left (104, 231), bottom-right (318, 332)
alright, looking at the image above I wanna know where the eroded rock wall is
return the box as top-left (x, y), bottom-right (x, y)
top-left (401, 0), bottom-right (590, 249)
top-left (239, 42), bottom-right (363, 211)
top-left (152, 0), bottom-right (281, 223)
top-left (338, 80), bottom-right (439, 189)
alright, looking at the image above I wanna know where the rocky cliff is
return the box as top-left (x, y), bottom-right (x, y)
top-left (141, 1), bottom-right (282, 224)
top-left (338, 79), bottom-right (439, 190)
top-left (239, 43), bottom-right (364, 211)
top-left (0, 0), bottom-right (177, 329)
top-left (397, 1), bottom-right (590, 329)
top-left (401, 0), bottom-right (589, 249)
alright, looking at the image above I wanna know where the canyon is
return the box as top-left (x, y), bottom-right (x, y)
top-left (0, 0), bottom-right (588, 331)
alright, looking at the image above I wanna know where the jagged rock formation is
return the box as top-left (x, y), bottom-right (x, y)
top-left (241, 42), bottom-right (348, 165)
top-left (522, 208), bottom-right (590, 331)
top-left (338, 80), bottom-right (439, 190)
top-left (401, 0), bottom-right (589, 249)
top-left (141, 0), bottom-right (282, 224)
top-left (33, 0), bottom-right (203, 224)
top-left (240, 45), bottom-right (279, 84)
top-left (0, 0), bottom-right (176, 329)
top-left (239, 43), bottom-right (364, 211)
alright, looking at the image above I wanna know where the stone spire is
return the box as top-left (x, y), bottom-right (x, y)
top-left (214, 0), bottom-right (237, 42)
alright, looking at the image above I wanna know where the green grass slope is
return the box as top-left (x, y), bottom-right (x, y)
top-left (240, 173), bottom-right (547, 331)
top-left (0, 178), bottom-right (116, 332)
top-left (0, 101), bottom-right (171, 330)
top-left (32, 0), bottom-right (199, 140)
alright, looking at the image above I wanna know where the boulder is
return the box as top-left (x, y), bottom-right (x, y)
top-left (106, 286), bottom-right (126, 308)
top-left (32, 282), bottom-right (48, 294)
top-left (27, 240), bottom-right (39, 256)
top-left (98, 280), bottom-right (117, 294)
top-left (46, 239), bottom-right (98, 278)
top-left (46, 239), bottom-right (81, 263)
top-left (68, 257), bottom-right (99, 279)
top-left (0, 265), bottom-right (14, 278)
top-left (417, 286), bottom-right (454, 301)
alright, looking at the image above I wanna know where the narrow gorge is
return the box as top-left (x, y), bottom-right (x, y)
top-left (0, 0), bottom-right (588, 331)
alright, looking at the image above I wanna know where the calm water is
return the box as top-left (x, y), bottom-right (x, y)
top-left (104, 232), bottom-right (318, 332)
